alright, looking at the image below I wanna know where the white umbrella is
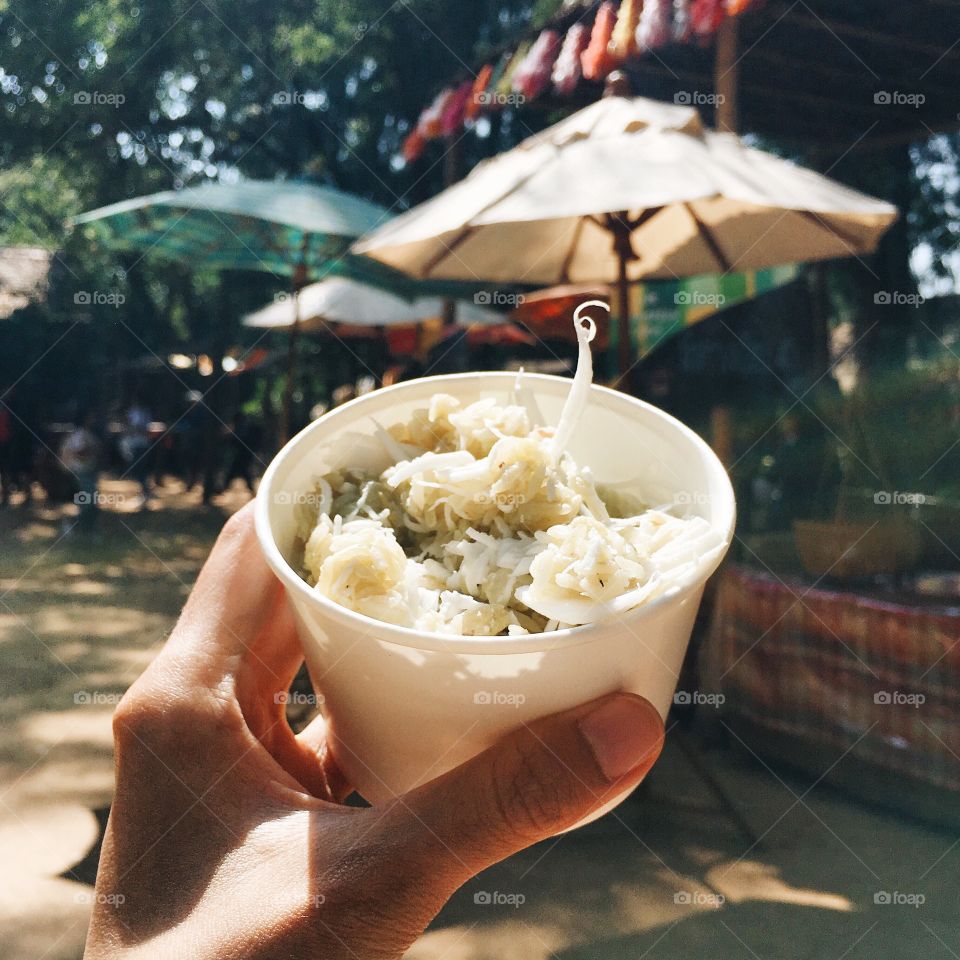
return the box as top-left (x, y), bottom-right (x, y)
top-left (354, 95), bottom-right (897, 376)
top-left (243, 276), bottom-right (505, 329)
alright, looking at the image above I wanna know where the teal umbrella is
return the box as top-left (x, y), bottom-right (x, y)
top-left (73, 179), bottom-right (399, 439)
top-left (72, 179), bottom-right (394, 283)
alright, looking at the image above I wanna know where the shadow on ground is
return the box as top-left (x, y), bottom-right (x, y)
top-left (2, 479), bottom-right (958, 960)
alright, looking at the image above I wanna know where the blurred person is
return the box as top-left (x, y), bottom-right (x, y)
top-left (331, 383), bottom-right (356, 407)
top-left (60, 410), bottom-right (101, 534)
top-left (0, 386), bottom-right (37, 505)
top-left (221, 411), bottom-right (261, 494)
top-left (83, 504), bottom-right (664, 960)
top-left (120, 397), bottom-right (153, 505)
top-left (174, 390), bottom-right (206, 489)
top-left (0, 397), bottom-right (13, 506)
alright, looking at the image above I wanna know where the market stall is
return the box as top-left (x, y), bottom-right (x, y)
top-left (702, 565), bottom-right (960, 827)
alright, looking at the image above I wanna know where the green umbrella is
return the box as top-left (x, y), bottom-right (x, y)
top-left (72, 178), bottom-right (394, 282)
top-left (73, 178), bottom-right (400, 439)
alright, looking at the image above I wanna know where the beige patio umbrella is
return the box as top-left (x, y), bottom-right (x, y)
top-left (243, 276), bottom-right (504, 329)
top-left (354, 95), bottom-right (897, 377)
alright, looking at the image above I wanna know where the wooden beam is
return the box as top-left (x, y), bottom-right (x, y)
top-left (761, 2), bottom-right (960, 61)
top-left (714, 15), bottom-right (740, 133)
top-left (627, 59), bottom-right (930, 134)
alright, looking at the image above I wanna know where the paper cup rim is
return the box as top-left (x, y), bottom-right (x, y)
top-left (255, 371), bottom-right (735, 655)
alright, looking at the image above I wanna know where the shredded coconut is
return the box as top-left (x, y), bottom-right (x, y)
top-left (298, 304), bottom-right (724, 635)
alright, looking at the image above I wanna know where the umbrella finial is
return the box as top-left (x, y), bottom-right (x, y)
top-left (603, 70), bottom-right (634, 98)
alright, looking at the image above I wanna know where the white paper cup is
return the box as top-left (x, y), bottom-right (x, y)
top-left (256, 373), bottom-right (734, 822)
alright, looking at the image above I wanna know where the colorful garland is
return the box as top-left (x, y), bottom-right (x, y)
top-left (400, 0), bottom-right (755, 163)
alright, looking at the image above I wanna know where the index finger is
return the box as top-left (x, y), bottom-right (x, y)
top-left (162, 502), bottom-right (304, 688)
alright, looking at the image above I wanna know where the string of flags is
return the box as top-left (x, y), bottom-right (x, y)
top-left (401, 0), bottom-right (755, 164)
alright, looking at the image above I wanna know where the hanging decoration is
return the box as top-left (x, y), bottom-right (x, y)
top-left (673, 0), bottom-right (692, 40)
top-left (486, 51), bottom-right (512, 100)
top-left (401, 0), bottom-right (758, 163)
top-left (609, 0), bottom-right (642, 62)
top-left (464, 63), bottom-right (494, 121)
top-left (441, 80), bottom-right (473, 136)
top-left (690, 0), bottom-right (725, 37)
top-left (551, 22), bottom-right (590, 95)
top-left (417, 87), bottom-right (454, 140)
top-left (581, 1), bottom-right (618, 81)
top-left (512, 29), bottom-right (562, 101)
top-left (497, 41), bottom-right (532, 98)
top-left (637, 0), bottom-right (674, 51)
top-left (401, 127), bottom-right (426, 164)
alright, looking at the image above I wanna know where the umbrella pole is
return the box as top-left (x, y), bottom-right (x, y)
top-left (616, 250), bottom-right (631, 384)
top-left (607, 211), bottom-right (636, 386)
top-left (281, 286), bottom-right (301, 445)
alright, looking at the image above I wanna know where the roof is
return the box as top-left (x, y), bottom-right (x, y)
top-left (626, 0), bottom-right (958, 151)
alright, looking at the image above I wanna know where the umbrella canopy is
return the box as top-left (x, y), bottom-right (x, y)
top-left (74, 178), bottom-right (407, 441)
top-left (73, 179), bottom-right (394, 284)
top-left (511, 284), bottom-right (611, 346)
top-left (243, 276), bottom-right (504, 330)
top-left (511, 265), bottom-right (800, 349)
top-left (354, 96), bottom-right (896, 283)
top-left (354, 95), bottom-right (897, 376)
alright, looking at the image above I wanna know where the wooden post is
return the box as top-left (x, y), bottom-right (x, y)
top-left (809, 262), bottom-right (831, 377)
top-left (280, 257), bottom-right (309, 444)
top-left (712, 16), bottom-right (739, 468)
top-left (715, 16), bottom-right (740, 133)
top-left (280, 286), bottom-right (300, 445)
top-left (442, 133), bottom-right (464, 341)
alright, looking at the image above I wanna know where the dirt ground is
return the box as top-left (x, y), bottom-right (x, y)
top-left (1, 478), bottom-right (957, 959)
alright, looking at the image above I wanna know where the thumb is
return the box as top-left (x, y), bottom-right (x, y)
top-left (379, 693), bottom-right (664, 892)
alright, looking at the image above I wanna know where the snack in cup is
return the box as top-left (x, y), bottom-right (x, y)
top-left (255, 304), bottom-right (735, 823)
top-left (297, 305), bottom-right (726, 636)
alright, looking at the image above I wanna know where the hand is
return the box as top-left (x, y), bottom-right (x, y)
top-left (84, 503), bottom-right (665, 960)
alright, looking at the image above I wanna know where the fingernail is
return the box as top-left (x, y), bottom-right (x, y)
top-left (578, 695), bottom-right (664, 782)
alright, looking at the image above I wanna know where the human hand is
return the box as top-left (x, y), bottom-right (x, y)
top-left (84, 503), bottom-right (664, 960)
